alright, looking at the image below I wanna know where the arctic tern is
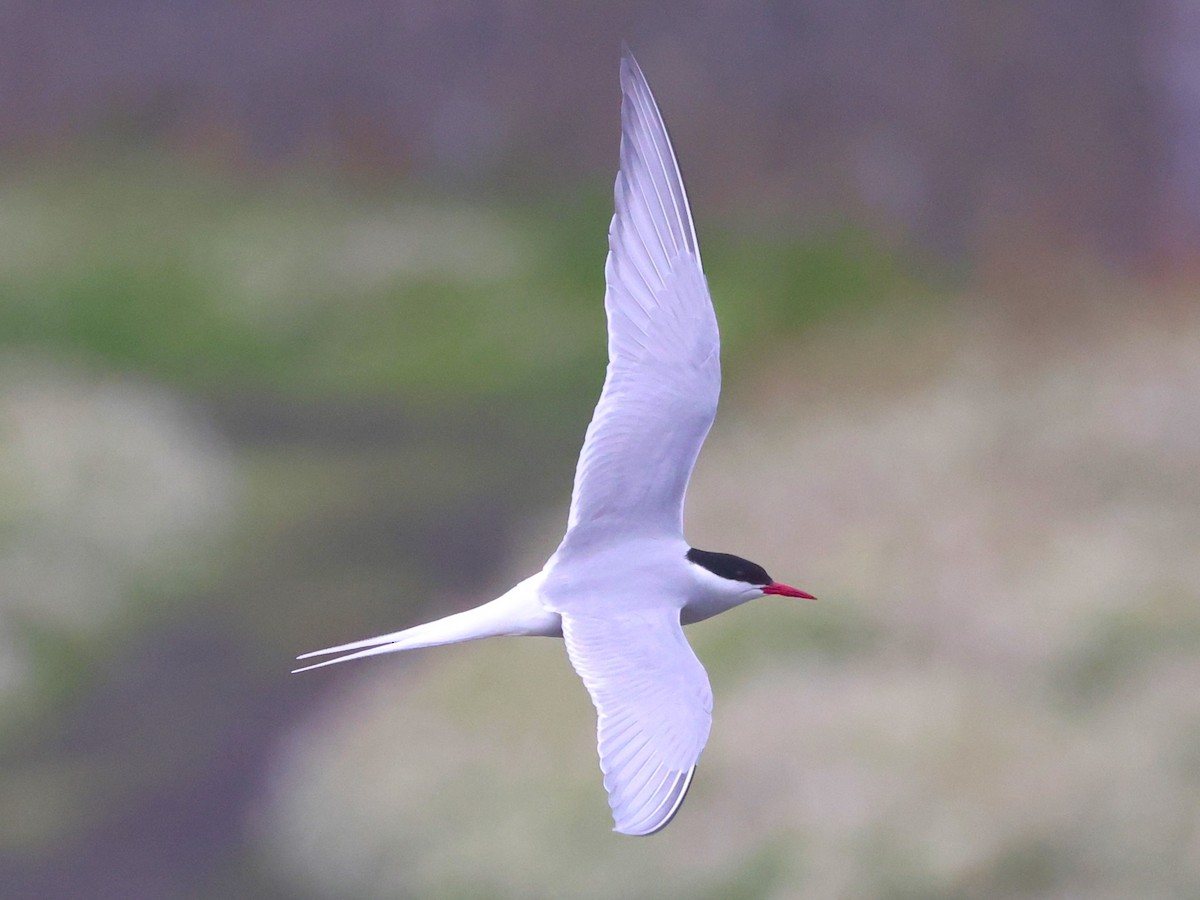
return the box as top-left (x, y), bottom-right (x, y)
top-left (295, 48), bottom-right (813, 836)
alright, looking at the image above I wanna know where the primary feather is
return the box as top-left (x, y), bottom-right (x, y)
top-left (562, 610), bottom-right (711, 835)
top-left (560, 50), bottom-right (719, 550)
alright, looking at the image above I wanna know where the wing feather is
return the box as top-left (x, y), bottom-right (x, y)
top-left (561, 609), bottom-right (713, 835)
top-left (560, 50), bottom-right (719, 549)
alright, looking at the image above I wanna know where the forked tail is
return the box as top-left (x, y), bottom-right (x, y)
top-left (292, 572), bottom-right (557, 673)
top-left (292, 612), bottom-right (481, 673)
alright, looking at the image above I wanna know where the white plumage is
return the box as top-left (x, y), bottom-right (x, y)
top-left (295, 48), bottom-right (812, 836)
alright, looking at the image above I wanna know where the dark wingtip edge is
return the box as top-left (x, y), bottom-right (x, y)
top-left (618, 765), bottom-right (699, 837)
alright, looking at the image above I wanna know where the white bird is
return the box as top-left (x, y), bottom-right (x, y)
top-left (295, 48), bottom-right (814, 837)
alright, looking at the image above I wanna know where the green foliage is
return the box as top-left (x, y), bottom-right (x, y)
top-left (0, 154), bottom-right (919, 400)
top-left (705, 224), bottom-right (917, 340)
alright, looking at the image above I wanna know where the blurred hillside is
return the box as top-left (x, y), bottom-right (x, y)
top-left (264, 286), bottom-right (1200, 899)
top-left (1, 5), bottom-right (1199, 899)
top-left (3, 1), bottom-right (1200, 267)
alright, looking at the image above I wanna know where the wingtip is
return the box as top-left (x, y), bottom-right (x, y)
top-left (619, 43), bottom-right (645, 87)
top-left (611, 765), bottom-right (697, 836)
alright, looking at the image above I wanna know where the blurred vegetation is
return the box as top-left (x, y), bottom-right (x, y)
top-left (0, 153), bottom-right (919, 401)
top-left (1, 1), bottom-right (1196, 891)
top-left (0, 150), bottom-right (932, 898)
top-left (3, 147), bottom-right (1196, 900)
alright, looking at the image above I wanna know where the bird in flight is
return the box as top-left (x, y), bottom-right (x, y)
top-left (295, 48), bottom-right (814, 836)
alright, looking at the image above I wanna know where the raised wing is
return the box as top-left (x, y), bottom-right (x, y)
top-left (561, 609), bottom-right (713, 835)
top-left (561, 49), bottom-right (719, 550)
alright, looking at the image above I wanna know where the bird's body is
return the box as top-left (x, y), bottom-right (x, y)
top-left (296, 49), bottom-right (812, 836)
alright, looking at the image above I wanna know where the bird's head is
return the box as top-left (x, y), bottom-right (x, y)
top-left (685, 548), bottom-right (815, 601)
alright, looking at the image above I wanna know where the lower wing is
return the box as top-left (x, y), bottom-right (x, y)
top-left (561, 608), bottom-right (713, 835)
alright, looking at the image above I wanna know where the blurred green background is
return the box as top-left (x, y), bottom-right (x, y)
top-left (2, 4), bottom-right (1199, 898)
